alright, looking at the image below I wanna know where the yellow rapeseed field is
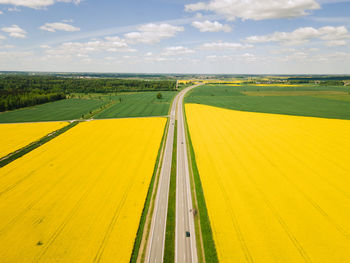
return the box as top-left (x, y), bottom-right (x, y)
top-left (0, 122), bottom-right (68, 158)
top-left (186, 104), bottom-right (350, 263)
top-left (179, 79), bottom-right (244, 85)
top-left (178, 80), bottom-right (193, 84)
top-left (252, 83), bottom-right (303, 87)
top-left (0, 117), bottom-right (166, 262)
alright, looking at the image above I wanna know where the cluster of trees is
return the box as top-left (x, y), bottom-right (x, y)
top-left (0, 92), bottom-right (65, 112)
top-left (0, 75), bottom-right (176, 112)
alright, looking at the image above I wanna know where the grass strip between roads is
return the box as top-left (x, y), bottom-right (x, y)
top-left (130, 118), bottom-right (169, 263)
top-left (163, 120), bottom-right (177, 263)
top-left (184, 107), bottom-right (219, 263)
top-left (0, 121), bottom-right (79, 168)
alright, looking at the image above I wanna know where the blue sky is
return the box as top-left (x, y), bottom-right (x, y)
top-left (0, 0), bottom-right (349, 74)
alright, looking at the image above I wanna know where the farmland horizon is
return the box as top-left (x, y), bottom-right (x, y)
top-left (1, 71), bottom-right (350, 76)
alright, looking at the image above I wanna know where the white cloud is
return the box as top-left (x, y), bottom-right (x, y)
top-left (199, 41), bottom-right (253, 50)
top-left (40, 22), bottom-right (80, 32)
top-left (0, 34), bottom-right (6, 40)
top-left (7, 6), bottom-right (19, 11)
top-left (241, 53), bottom-right (259, 63)
top-left (104, 56), bottom-right (116, 61)
top-left (325, 51), bottom-right (350, 60)
top-left (0, 10), bottom-right (3, 14)
top-left (195, 13), bottom-right (203, 18)
top-left (192, 20), bottom-right (231, 32)
top-left (185, 0), bottom-right (320, 21)
top-left (0, 50), bottom-right (33, 60)
top-left (0, 44), bottom-right (14, 48)
top-left (325, 40), bottom-right (347, 46)
top-left (40, 44), bottom-right (51, 49)
top-left (0, 0), bottom-right (80, 9)
top-left (279, 51), bottom-right (309, 62)
top-left (270, 47), bottom-right (321, 55)
top-left (206, 53), bottom-right (264, 63)
top-left (144, 56), bottom-right (196, 63)
top-left (162, 46), bottom-right (195, 56)
top-left (104, 36), bottom-right (124, 42)
top-left (43, 37), bottom-right (136, 59)
top-left (1, 24), bottom-right (26, 38)
top-left (124, 23), bottom-right (184, 44)
top-left (246, 26), bottom-right (350, 46)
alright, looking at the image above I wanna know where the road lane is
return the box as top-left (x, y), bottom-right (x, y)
top-left (175, 85), bottom-right (201, 263)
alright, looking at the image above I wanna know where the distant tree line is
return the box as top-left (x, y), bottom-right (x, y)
top-left (0, 76), bottom-right (177, 93)
top-left (0, 93), bottom-right (66, 112)
top-left (0, 75), bottom-right (176, 112)
top-left (288, 76), bottom-right (350, 85)
top-left (288, 76), bottom-right (350, 81)
top-left (288, 79), bottom-right (345, 85)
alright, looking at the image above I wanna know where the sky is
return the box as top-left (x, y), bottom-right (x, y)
top-left (0, 0), bottom-right (349, 74)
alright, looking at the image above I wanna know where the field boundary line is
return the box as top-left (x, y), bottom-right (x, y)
top-left (1, 115), bottom-right (169, 125)
top-left (93, 115), bottom-right (169, 121)
top-left (0, 121), bottom-right (79, 168)
top-left (84, 99), bottom-right (117, 119)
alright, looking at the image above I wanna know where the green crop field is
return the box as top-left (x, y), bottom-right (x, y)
top-left (95, 91), bottom-right (177, 119)
top-left (185, 85), bottom-right (350, 120)
top-left (0, 98), bottom-right (107, 123)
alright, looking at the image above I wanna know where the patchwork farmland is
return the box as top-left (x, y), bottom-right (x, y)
top-left (1, 73), bottom-right (350, 262)
top-left (2, 0), bottom-right (350, 259)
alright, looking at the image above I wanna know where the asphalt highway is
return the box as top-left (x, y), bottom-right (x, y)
top-left (146, 84), bottom-right (201, 263)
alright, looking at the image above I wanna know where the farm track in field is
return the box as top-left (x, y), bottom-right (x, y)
top-left (0, 121), bottom-right (68, 159)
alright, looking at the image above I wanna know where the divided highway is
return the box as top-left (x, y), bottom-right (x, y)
top-left (145, 84), bottom-right (202, 263)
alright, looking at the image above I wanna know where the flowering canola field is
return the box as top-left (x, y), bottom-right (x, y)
top-left (186, 103), bottom-right (350, 263)
top-left (0, 122), bottom-right (68, 158)
top-left (0, 117), bottom-right (166, 262)
top-left (251, 84), bottom-right (303, 87)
